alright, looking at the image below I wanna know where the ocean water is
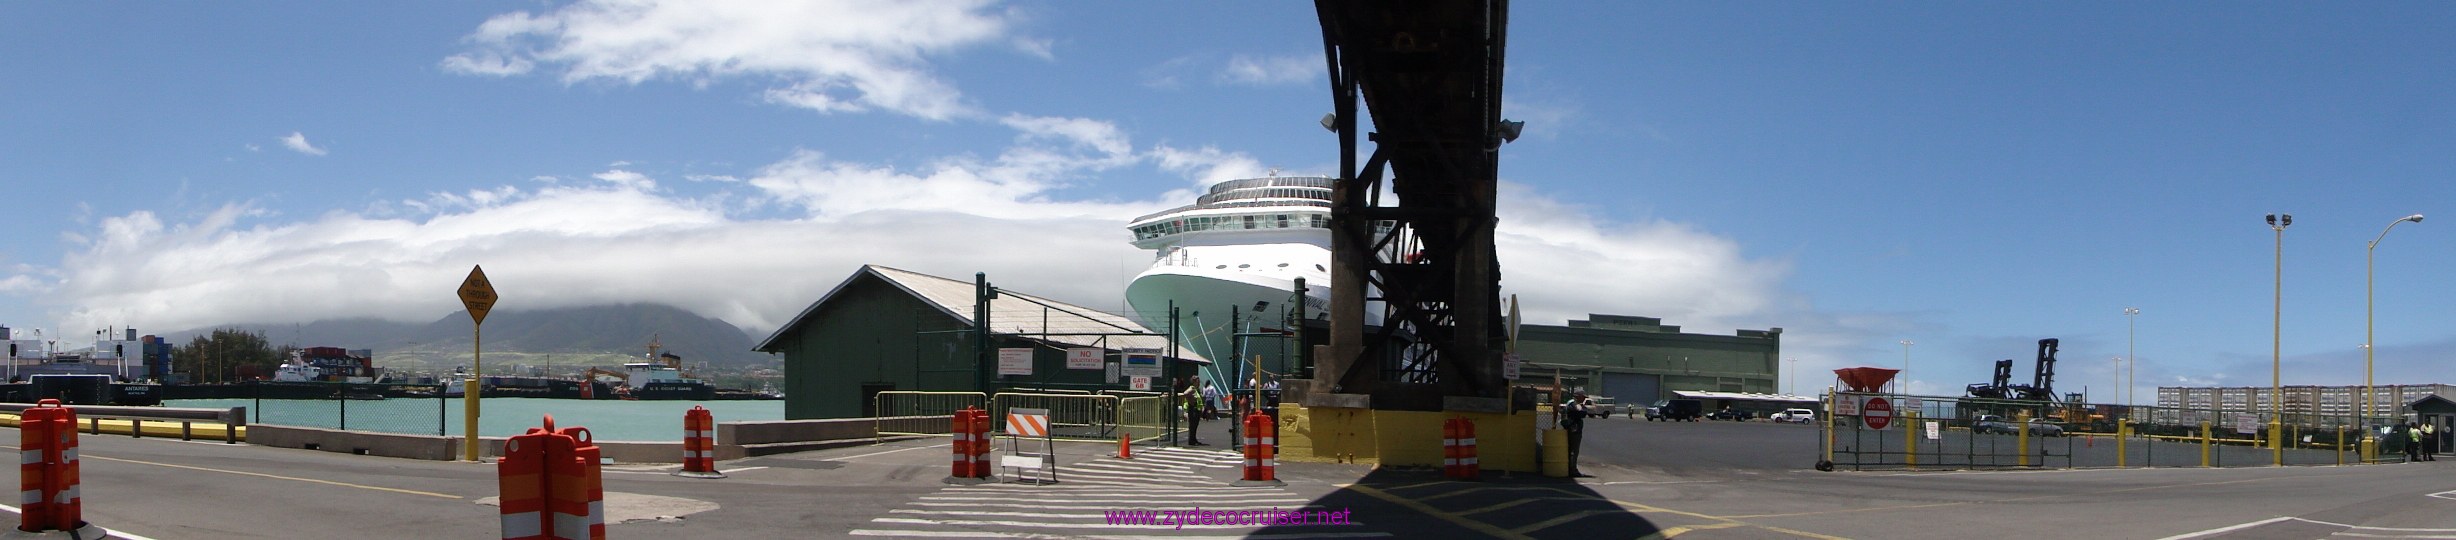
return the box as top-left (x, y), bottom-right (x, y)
top-left (164, 397), bottom-right (786, 442)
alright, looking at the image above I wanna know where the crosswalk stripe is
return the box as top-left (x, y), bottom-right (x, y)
top-left (870, 517), bottom-right (1369, 530)
top-left (848, 530), bottom-right (1394, 539)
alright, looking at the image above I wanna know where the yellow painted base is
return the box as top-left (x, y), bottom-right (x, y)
top-left (1276, 404), bottom-right (1538, 472)
top-left (2, 413), bottom-right (248, 441)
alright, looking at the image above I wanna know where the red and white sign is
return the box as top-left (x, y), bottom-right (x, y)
top-left (1129, 376), bottom-right (1152, 391)
top-left (1007, 408), bottom-right (1049, 437)
top-left (1066, 348), bottom-right (1103, 370)
top-left (1862, 397), bottom-right (1894, 430)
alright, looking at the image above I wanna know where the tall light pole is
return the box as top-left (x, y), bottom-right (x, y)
top-left (2125, 307), bottom-right (2140, 407)
top-left (2366, 213), bottom-right (2423, 462)
top-left (2111, 356), bottom-right (2123, 404)
top-left (1899, 340), bottom-right (1913, 394)
top-left (2265, 213), bottom-right (2291, 466)
top-left (1787, 357), bottom-right (1798, 395)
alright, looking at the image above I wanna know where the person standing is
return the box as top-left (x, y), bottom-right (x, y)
top-left (2407, 422), bottom-right (2423, 462)
top-left (2425, 422), bottom-right (2439, 461)
top-left (1560, 393), bottom-right (1590, 476)
top-left (1181, 377), bottom-right (1207, 446)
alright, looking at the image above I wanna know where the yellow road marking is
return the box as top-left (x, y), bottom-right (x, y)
top-left (1650, 522), bottom-right (1745, 538)
top-left (1511, 509), bottom-right (1620, 534)
top-left (1340, 483), bottom-right (1532, 540)
top-left (2, 444), bottom-right (461, 500)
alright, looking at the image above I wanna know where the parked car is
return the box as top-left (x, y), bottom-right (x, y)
top-left (1770, 408), bottom-right (1818, 424)
top-left (1708, 408), bottom-right (1755, 421)
top-left (1588, 397), bottom-right (1618, 419)
top-left (1648, 399), bottom-right (1703, 422)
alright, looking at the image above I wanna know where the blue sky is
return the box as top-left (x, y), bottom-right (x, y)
top-left (5, 2), bottom-right (2454, 403)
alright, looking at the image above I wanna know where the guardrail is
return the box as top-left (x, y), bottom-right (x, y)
top-left (872, 391), bottom-right (989, 443)
top-left (0, 402), bottom-right (248, 443)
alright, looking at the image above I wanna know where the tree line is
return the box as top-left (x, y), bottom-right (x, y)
top-left (172, 328), bottom-right (296, 383)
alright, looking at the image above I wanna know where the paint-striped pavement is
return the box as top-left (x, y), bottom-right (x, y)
top-left (850, 446), bottom-right (1386, 538)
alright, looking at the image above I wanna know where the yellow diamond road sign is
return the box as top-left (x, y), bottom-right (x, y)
top-left (458, 265), bottom-right (497, 325)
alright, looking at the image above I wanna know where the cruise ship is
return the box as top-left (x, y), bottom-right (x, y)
top-left (1124, 175), bottom-right (1352, 377)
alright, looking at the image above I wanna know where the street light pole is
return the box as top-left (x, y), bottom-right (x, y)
top-left (2365, 213), bottom-right (2423, 462)
top-left (2266, 213), bottom-right (2291, 466)
top-left (1899, 340), bottom-right (1914, 395)
top-left (2125, 307), bottom-right (2140, 408)
top-left (1787, 357), bottom-right (1798, 395)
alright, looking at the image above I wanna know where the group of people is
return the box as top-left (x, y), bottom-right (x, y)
top-left (2396, 421), bottom-right (2440, 462)
top-left (1175, 375), bottom-right (1279, 447)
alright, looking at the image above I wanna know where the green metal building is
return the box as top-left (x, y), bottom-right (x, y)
top-left (1513, 314), bottom-right (1783, 406)
top-left (755, 265), bottom-right (1201, 420)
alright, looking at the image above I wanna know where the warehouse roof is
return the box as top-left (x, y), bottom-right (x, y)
top-left (755, 265), bottom-right (1206, 363)
top-left (1673, 390), bottom-right (1819, 404)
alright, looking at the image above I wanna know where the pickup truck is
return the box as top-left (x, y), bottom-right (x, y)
top-left (1973, 415), bottom-right (2065, 437)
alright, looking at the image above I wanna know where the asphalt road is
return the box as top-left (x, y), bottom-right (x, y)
top-left (18, 417), bottom-right (2456, 539)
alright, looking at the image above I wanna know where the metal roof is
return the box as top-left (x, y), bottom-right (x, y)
top-left (1673, 390), bottom-right (1820, 404)
top-left (756, 265), bottom-right (1206, 363)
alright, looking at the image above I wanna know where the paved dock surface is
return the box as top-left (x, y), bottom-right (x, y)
top-left (13, 418), bottom-right (2456, 538)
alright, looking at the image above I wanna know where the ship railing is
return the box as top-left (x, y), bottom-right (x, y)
top-left (0, 402), bottom-right (246, 444)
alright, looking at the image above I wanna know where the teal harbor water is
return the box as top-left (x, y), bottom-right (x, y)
top-left (165, 398), bottom-right (786, 442)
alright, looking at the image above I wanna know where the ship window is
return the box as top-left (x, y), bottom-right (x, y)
top-left (1315, 264), bottom-right (1326, 271)
top-left (1277, 263), bottom-right (1289, 267)
top-left (1238, 264), bottom-right (1250, 269)
top-left (1216, 265), bottom-right (1228, 269)
top-left (1243, 215), bottom-right (1255, 229)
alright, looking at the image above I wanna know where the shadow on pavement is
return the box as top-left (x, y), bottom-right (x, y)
top-left (1259, 466), bottom-right (1661, 539)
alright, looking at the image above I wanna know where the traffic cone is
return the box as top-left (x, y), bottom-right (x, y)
top-left (1118, 431), bottom-right (1133, 459)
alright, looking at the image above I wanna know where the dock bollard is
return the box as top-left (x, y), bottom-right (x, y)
top-left (1234, 410), bottom-right (1283, 486)
top-left (19, 399), bottom-right (89, 534)
top-left (676, 406), bottom-right (726, 479)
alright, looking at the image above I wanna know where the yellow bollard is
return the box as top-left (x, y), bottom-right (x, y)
top-left (2117, 421), bottom-right (2129, 468)
top-left (1541, 428), bottom-right (1569, 478)
top-left (2337, 426), bottom-right (2345, 466)
top-left (1905, 411), bottom-right (1918, 470)
top-left (2210, 419), bottom-right (2230, 466)
top-left (2018, 421), bottom-right (2031, 467)
top-left (2270, 419), bottom-right (2283, 466)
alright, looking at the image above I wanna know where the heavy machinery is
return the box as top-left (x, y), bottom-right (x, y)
top-left (1965, 338), bottom-right (2059, 401)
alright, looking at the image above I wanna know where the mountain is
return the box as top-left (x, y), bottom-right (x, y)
top-left (163, 304), bottom-right (769, 372)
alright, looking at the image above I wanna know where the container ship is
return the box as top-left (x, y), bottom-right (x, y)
top-left (582, 337), bottom-right (714, 401)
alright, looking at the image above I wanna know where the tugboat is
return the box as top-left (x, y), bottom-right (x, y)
top-left (617, 336), bottom-right (713, 401)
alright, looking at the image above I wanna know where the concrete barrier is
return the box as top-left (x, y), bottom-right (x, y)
top-left (724, 416), bottom-right (923, 456)
top-left (250, 425), bottom-right (459, 460)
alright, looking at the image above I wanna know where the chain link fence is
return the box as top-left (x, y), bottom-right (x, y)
top-left (1823, 391), bottom-right (2406, 471)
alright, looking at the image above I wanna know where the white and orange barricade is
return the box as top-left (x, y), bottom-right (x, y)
top-left (1234, 410), bottom-right (1284, 486)
top-left (1443, 418), bottom-right (1480, 480)
top-left (19, 399), bottom-right (82, 533)
top-left (676, 406), bottom-right (725, 478)
top-left (499, 415), bottom-right (606, 540)
top-left (945, 407), bottom-right (992, 484)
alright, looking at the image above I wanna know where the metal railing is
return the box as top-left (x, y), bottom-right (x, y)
top-left (1822, 391), bottom-right (2405, 471)
top-left (0, 402), bottom-right (248, 443)
top-left (245, 381), bottom-right (449, 435)
top-left (990, 393), bottom-right (1123, 441)
top-left (872, 391), bottom-right (990, 442)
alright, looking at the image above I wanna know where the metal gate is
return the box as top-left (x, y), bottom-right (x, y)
top-left (872, 391), bottom-right (989, 442)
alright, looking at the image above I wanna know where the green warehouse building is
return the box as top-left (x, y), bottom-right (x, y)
top-left (756, 265), bottom-right (1205, 420)
top-left (1514, 314), bottom-right (1786, 408)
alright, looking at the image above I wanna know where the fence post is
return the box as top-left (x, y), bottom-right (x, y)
top-left (2210, 419), bottom-right (2230, 466)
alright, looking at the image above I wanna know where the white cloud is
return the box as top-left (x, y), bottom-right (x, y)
top-left (245, 144), bottom-right (261, 152)
top-left (442, 0), bottom-right (1033, 121)
top-left (280, 132), bottom-right (327, 156)
top-left (1220, 54), bottom-right (1321, 86)
top-left (592, 169), bottom-right (657, 191)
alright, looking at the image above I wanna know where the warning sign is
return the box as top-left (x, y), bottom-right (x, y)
top-left (1130, 376), bottom-right (1151, 391)
top-left (1863, 397), bottom-right (1894, 430)
top-left (1066, 348), bottom-right (1102, 370)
